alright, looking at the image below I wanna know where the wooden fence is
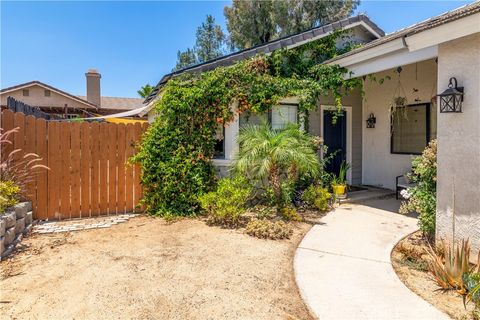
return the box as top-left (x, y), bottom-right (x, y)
top-left (1, 109), bottom-right (148, 220)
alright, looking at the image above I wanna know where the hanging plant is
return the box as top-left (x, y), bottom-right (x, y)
top-left (389, 66), bottom-right (409, 119)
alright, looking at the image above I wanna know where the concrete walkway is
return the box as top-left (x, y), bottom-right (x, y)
top-left (294, 198), bottom-right (450, 320)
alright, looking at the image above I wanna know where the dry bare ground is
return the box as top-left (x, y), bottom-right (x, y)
top-left (0, 216), bottom-right (313, 320)
top-left (392, 231), bottom-right (475, 320)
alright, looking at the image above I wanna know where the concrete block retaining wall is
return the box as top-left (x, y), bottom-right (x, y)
top-left (0, 201), bottom-right (33, 260)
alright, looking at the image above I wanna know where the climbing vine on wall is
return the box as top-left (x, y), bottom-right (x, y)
top-left (132, 32), bottom-right (361, 217)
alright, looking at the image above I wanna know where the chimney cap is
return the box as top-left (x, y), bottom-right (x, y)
top-left (86, 68), bottom-right (101, 76)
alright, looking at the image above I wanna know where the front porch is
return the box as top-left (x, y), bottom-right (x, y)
top-left (328, 32), bottom-right (480, 257)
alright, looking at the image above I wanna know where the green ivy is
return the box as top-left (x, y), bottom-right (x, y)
top-left (132, 32), bottom-right (361, 217)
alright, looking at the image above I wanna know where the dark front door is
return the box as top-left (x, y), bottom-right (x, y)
top-left (323, 111), bottom-right (347, 177)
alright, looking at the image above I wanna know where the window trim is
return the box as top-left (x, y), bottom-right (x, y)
top-left (390, 102), bottom-right (431, 155)
top-left (22, 89), bottom-right (29, 97)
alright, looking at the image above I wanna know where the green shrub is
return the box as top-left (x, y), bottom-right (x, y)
top-left (281, 206), bottom-right (301, 222)
top-left (198, 176), bottom-right (252, 227)
top-left (245, 218), bottom-right (292, 240)
top-left (0, 180), bottom-right (20, 213)
top-left (302, 185), bottom-right (332, 211)
top-left (400, 140), bottom-right (437, 236)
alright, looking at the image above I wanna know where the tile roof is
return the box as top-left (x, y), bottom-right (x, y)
top-left (77, 96), bottom-right (144, 110)
top-left (326, 1), bottom-right (480, 64)
top-left (144, 14), bottom-right (384, 104)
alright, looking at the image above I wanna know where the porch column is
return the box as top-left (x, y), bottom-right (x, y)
top-left (436, 33), bottom-right (480, 258)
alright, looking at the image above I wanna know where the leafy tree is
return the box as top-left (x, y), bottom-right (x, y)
top-left (224, 0), bottom-right (360, 50)
top-left (173, 15), bottom-right (227, 70)
top-left (273, 0), bottom-right (360, 36)
top-left (195, 15), bottom-right (225, 63)
top-left (173, 48), bottom-right (197, 71)
top-left (137, 84), bottom-right (154, 98)
top-left (224, 0), bottom-right (275, 50)
top-left (233, 123), bottom-right (319, 209)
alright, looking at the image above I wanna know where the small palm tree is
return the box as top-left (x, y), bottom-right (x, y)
top-left (233, 122), bottom-right (319, 209)
top-left (137, 84), bottom-right (154, 98)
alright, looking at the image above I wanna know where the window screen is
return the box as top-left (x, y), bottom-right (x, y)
top-left (271, 104), bottom-right (298, 130)
top-left (391, 103), bottom-right (433, 154)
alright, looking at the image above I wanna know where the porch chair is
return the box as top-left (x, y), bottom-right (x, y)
top-left (395, 174), bottom-right (416, 200)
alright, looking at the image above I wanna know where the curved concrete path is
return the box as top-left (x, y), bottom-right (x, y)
top-left (294, 198), bottom-right (450, 320)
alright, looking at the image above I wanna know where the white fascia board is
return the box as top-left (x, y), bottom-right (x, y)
top-left (139, 92), bottom-right (163, 117)
top-left (328, 38), bottom-right (406, 68)
top-left (345, 45), bottom-right (438, 78)
top-left (405, 13), bottom-right (480, 52)
top-left (355, 21), bottom-right (384, 39)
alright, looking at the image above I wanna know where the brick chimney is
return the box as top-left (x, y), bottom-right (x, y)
top-left (85, 69), bottom-right (101, 107)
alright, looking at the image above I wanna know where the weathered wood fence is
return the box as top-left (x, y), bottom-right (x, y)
top-left (1, 109), bottom-right (148, 220)
top-left (6, 96), bottom-right (61, 120)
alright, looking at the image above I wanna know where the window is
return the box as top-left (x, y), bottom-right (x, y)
top-left (214, 125), bottom-right (225, 159)
top-left (239, 111), bottom-right (268, 128)
top-left (44, 89), bottom-right (51, 97)
top-left (22, 89), bottom-right (29, 96)
top-left (271, 103), bottom-right (298, 130)
top-left (238, 103), bottom-right (298, 130)
top-left (391, 103), bottom-right (436, 154)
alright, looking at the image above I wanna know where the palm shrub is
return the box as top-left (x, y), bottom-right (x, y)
top-left (400, 139), bottom-right (437, 237)
top-left (233, 122), bottom-right (319, 210)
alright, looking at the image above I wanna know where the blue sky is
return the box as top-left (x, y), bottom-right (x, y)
top-left (0, 1), bottom-right (472, 98)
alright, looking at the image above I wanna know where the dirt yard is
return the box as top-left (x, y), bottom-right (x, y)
top-left (392, 231), bottom-right (475, 320)
top-left (0, 216), bottom-right (313, 320)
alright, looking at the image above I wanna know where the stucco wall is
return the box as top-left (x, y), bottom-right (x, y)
top-left (436, 33), bottom-right (480, 255)
top-left (309, 87), bottom-right (363, 185)
top-left (362, 59), bottom-right (437, 189)
top-left (0, 85), bottom-right (91, 110)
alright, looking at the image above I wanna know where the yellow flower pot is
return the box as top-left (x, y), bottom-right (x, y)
top-left (332, 184), bottom-right (346, 196)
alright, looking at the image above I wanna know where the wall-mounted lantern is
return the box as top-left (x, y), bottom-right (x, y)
top-left (438, 77), bottom-right (464, 113)
top-left (366, 113), bottom-right (376, 128)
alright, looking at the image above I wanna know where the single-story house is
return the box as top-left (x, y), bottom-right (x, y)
top-left (143, 2), bottom-right (480, 254)
top-left (0, 69), bottom-right (145, 118)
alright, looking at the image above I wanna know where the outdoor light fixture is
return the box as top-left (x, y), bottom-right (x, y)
top-left (366, 113), bottom-right (376, 128)
top-left (438, 77), bottom-right (464, 113)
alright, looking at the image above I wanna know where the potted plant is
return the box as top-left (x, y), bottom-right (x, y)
top-left (331, 161), bottom-right (351, 196)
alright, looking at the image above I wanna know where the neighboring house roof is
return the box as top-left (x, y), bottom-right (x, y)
top-left (143, 14), bottom-right (384, 105)
top-left (326, 1), bottom-right (480, 64)
top-left (77, 96), bottom-right (144, 110)
top-left (0, 80), bottom-right (98, 109)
